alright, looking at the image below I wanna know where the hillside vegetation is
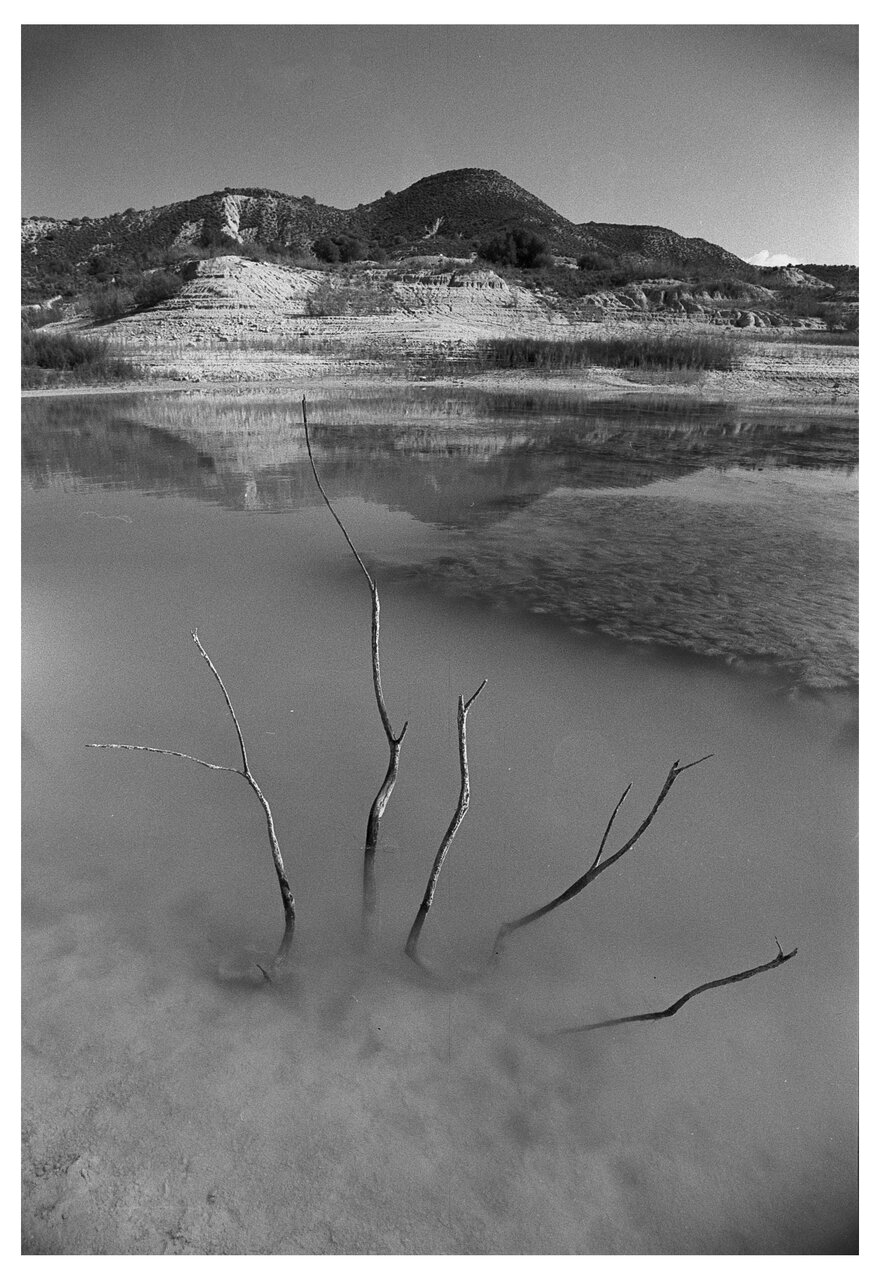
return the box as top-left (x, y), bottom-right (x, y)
top-left (22, 167), bottom-right (757, 302)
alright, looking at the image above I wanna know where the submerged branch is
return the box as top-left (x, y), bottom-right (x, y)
top-left (493, 755), bottom-right (713, 958)
top-left (300, 396), bottom-right (407, 930)
top-left (547, 940), bottom-right (798, 1035)
top-left (88, 632), bottom-right (295, 978)
top-left (406, 680), bottom-right (487, 963)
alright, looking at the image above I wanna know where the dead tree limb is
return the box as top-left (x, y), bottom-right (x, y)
top-left (88, 630), bottom-right (295, 979)
top-left (546, 940), bottom-right (798, 1036)
top-left (405, 680), bottom-right (487, 963)
top-left (300, 396), bottom-right (408, 928)
top-left (492, 755), bottom-right (713, 958)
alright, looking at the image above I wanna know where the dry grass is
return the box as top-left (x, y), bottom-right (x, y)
top-left (21, 328), bottom-right (143, 388)
top-left (473, 333), bottom-right (740, 373)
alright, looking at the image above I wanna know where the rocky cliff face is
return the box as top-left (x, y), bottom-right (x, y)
top-left (87, 254), bottom-right (833, 363)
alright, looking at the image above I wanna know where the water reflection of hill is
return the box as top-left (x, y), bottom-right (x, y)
top-left (22, 391), bottom-right (857, 531)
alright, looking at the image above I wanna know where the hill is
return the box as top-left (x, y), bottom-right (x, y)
top-left (581, 221), bottom-right (748, 276)
top-left (350, 168), bottom-right (609, 258)
top-left (22, 168), bottom-right (751, 302)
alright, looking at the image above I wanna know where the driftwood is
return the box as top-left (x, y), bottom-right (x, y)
top-left (547, 940), bottom-right (798, 1036)
top-left (492, 755), bottom-right (713, 958)
top-left (88, 631), bottom-right (295, 979)
top-left (405, 680), bottom-right (487, 964)
top-left (300, 396), bottom-right (408, 929)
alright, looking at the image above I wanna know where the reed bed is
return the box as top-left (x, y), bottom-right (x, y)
top-left (473, 333), bottom-right (741, 373)
top-left (21, 328), bottom-right (143, 388)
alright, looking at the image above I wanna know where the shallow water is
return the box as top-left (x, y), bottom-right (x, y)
top-left (22, 388), bottom-right (857, 1253)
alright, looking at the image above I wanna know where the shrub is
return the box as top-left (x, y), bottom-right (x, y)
top-left (336, 235), bottom-right (368, 263)
top-left (21, 302), bottom-right (65, 329)
top-left (200, 225), bottom-right (239, 252)
top-left (577, 252), bottom-right (616, 273)
top-left (89, 285), bottom-right (136, 323)
top-left (132, 270), bottom-right (183, 310)
top-left (305, 281), bottom-right (399, 317)
top-left (821, 302), bottom-right (859, 333)
top-left (21, 328), bottom-right (142, 387)
top-left (87, 268), bottom-right (183, 321)
top-left (313, 234), bottom-right (369, 264)
top-left (477, 229), bottom-right (553, 269)
top-left (313, 236), bottom-right (341, 264)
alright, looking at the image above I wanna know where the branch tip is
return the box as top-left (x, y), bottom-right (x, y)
top-left (464, 678), bottom-right (487, 711)
top-left (675, 752), bottom-right (714, 775)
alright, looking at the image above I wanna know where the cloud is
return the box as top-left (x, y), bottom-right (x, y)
top-left (746, 250), bottom-right (803, 267)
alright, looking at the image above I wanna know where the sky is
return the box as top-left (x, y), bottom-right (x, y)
top-left (21, 22), bottom-right (859, 264)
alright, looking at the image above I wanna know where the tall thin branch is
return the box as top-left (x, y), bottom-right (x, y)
top-left (301, 395), bottom-right (374, 590)
top-left (88, 632), bottom-right (295, 978)
top-left (300, 396), bottom-right (408, 929)
top-left (492, 755), bottom-right (713, 958)
top-left (191, 628), bottom-right (250, 775)
top-left (405, 680), bottom-right (487, 963)
top-left (546, 940), bottom-right (798, 1035)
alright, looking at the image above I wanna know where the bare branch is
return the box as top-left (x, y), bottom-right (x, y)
top-left (301, 396), bottom-right (373, 591)
top-left (86, 743), bottom-right (237, 773)
top-left (493, 755), bottom-right (713, 957)
top-left (191, 629), bottom-right (250, 775)
top-left (242, 770), bottom-right (295, 977)
top-left (89, 634), bottom-right (295, 978)
top-left (547, 941), bottom-right (798, 1036)
top-left (406, 681), bottom-right (486, 962)
top-left (672, 753), bottom-right (714, 775)
top-left (589, 781), bottom-right (632, 875)
top-left (300, 396), bottom-right (408, 930)
top-left (464, 678), bottom-right (488, 711)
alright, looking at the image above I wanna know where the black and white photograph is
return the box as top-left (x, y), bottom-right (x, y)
top-left (20, 13), bottom-right (859, 1257)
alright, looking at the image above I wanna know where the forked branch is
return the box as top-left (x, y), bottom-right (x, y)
top-left (88, 630), bottom-right (295, 978)
top-left (405, 680), bottom-right (487, 963)
top-left (546, 940), bottom-right (798, 1035)
top-left (300, 396), bottom-right (408, 928)
top-left (492, 755), bottom-right (713, 958)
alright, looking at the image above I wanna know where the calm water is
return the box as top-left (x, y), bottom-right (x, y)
top-left (22, 388), bottom-right (857, 1254)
